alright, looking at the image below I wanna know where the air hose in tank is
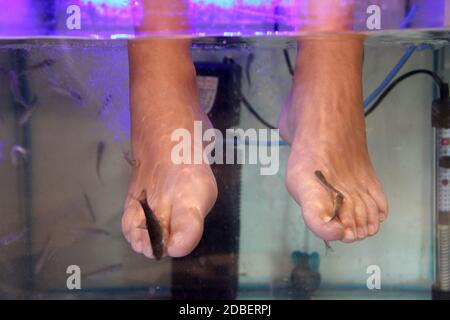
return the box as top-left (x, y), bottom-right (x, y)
top-left (365, 69), bottom-right (448, 116)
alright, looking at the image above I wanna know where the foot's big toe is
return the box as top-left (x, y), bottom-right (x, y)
top-left (299, 189), bottom-right (345, 241)
top-left (121, 200), bottom-right (143, 243)
top-left (290, 169), bottom-right (389, 244)
top-left (167, 206), bottom-right (204, 257)
top-left (122, 166), bottom-right (217, 259)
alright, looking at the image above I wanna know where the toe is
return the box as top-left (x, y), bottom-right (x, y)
top-left (359, 191), bottom-right (380, 236)
top-left (141, 231), bottom-right (154, 258)
top-left (368, 179), bottom-right (388, 222)
top-left (299, 190), bottom-right (345, 241)
top-left (122, 196), bottom-right (155, 256)
top-left (130, 228), bottom-right (145, 253)
top-left (338, 195), bottom-right (357, 243)
top-left (167, 206), bottom-right (204, 257)
top-left (122, 200), bottom-right (142, 243)
top-left (353, 194), bottom-right (368, 239)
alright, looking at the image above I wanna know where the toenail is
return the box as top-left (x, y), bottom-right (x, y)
top-left (379, 214), bottom-right (386, 222)
top-left (134, 240), bottom-right (143, 252)
top-left (169, 232), bottom-right (182, 247)
top-left (368, 224), bottom-right (377, 235)
top-left (357, 228), bottom-right (366, 238)
top-left (344, 229), bottom-right (355, 241)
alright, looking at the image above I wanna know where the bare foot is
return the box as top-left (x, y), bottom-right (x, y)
top-left (122, 39), bottom-right (217, 258)
top-left (279, 35), bottom-right (388, 243)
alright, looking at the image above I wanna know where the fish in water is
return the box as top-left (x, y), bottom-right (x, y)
top-left (314, 170), bottom-right (344, 221)
top-left (18, 107), bottom-right (36, 127)
top-left (323, 240), bottom-right (333, 254)
top-left (97, 93), bottom-right (113, 117)
top-left (245, 53), bottom-right (255, 87)
top-left (34, 236), bottom-right (56, 275)
top-left (48, 80), bottom-right (83, 105)
top-left (138, 190), bottom-right (164, 260)
top-left (123, 151), bottom-right (140, 168)
top-left (75, 226), bottom-right (110, 237)
top-left (83, 263), bottom-right (123, 279)
top-left (24, 59), bottom-right (56, 73)
top-left (0, 60), bottom-right (54, 76)
top-left (283, 49), bottom-right (294, 76)
top-left (83, 192), bottom-right (96, 223)
top-left (96, 141), bottom-right (105, 183)
top-left (10, 145), bottom-right (28, 167)
top-left (0, 228), bottom-right (28, 246)
top-left (7, 70), bottom-right (20, 99)
top-left (315, 170), bottom-right (345, 252)
top-left (7, 70), bottom-right (38, 108)
top-left (16, 95), bottom-right (38, 110)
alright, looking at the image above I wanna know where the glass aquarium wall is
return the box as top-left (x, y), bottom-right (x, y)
top-left (0, 35), bottom-right (443, 299)
top-left (0, 0), bottom-right (449, 300)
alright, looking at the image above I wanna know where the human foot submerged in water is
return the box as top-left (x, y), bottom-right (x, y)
top-left (122, 39), bottom-right (218, 258)
top-left (279, 36), bottom-right (388, 243)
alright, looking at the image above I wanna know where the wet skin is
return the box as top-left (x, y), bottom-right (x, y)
top-left (278, 36), bottom-right (388, 243)
top-left (122, 0), bottom-right (389, 258)
top-left (123, 38), bottom-right (218, 258)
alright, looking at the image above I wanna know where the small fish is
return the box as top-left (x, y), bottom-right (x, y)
top-left (10, 145), bottom-right (28, 167)
top-left (315, 170), bottom-right (345, 254)
top-left (7, 70), bottom-right (20, 99)
top-left (48, 80), bottom-right (83, 104)
top-left (314, 170), bottom-right (344, 221)
top-left (83, 193), bottom-right (96, 223)
top-left (123, 151), bottom-right (140, 168)
top-left (17, 96), bottom-right (38, 109)
top-left (0, 228), bottom-right (28, 246)
top-left (97, 93), bottom-right (112, 117)
top-left (18, 107), bottom-right (36, 126)
top-left (83, 263), bottom-right (122, 279)
top-left (245, 53), bottom-right (255, 87)
top-left (138, 190), bottom-right (164, 260)
top-left (96, 141), bottom-right (105, 183)
top-left (8, 70), bottom-right (38, 108)
top-left (75, 226), bottom-right (110, 237)
top-left (24, 59), bottom-right (56, 73)
top-left (283, 49), bottom-right (294, 76)
top-left (323, 240), bottom-right (333, 254)
top-left (34, 236), bottom-right (55, 275)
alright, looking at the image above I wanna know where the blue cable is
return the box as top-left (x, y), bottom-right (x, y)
top-left (363, 45), bottom-right (417, 108)
top-left (364, 3), bottom-right (421, 109)
top-left (400, 4), bottom-right (417, 29)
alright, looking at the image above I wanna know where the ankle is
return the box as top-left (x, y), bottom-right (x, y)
top-left (295, 35), bottom-right (364, 75)
top-left (128, 38), bottom-right (194, 81)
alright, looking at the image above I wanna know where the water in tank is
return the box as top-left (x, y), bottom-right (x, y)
top-left (0, 0), bottom-right (449, 300)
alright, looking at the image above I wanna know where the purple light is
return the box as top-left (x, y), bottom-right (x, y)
top-left (0, 0), bottom-right (447, 38)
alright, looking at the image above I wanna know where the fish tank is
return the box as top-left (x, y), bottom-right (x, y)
top-left (0, 0), bottom-right (450, 302)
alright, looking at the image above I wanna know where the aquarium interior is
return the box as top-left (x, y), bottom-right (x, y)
top-left (1, 0), bottom-right (450, 300)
